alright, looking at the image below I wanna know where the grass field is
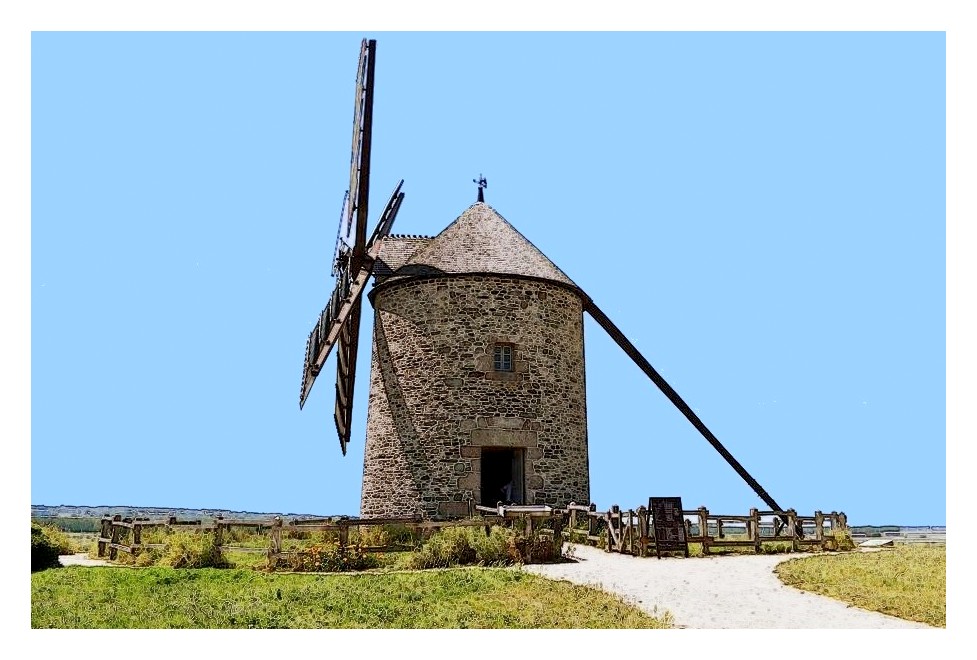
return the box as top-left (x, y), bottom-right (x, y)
top-left (774, 545), bottom-right (945, 627)
top-left (31, 565), bottom-right (672, 629)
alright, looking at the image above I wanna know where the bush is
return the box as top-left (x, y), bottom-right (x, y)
top-left (831, 529), bottom-right (857, 551)
top-left (33, 523), bottom-right (76, 554)
top-left (406, 525), bottom-right (522, 569)
top-left (134, 547), bottom-right (164, 567)
top-left (31, 523), bottom-right (63, 572)
top-left (283, 542), bottom-right (379, 572)
top-left (353, 523), bottom-right (419, 549)
top-left (160, 531), bottom-right (228, 569)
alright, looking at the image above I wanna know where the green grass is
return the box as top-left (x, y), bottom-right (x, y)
top-left (31, 566), bottom-right (671, 629)
top-left (775, 545), bottom-right (945, 627)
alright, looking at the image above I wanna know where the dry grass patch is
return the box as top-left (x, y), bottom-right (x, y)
top-left (774, 545), bottom-right (945, 627)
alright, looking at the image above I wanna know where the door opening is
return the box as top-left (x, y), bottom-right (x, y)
top-left (480, 448), bottom-right (524, 506)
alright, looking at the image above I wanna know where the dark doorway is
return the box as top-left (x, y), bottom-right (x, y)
top-left (480, 448), bottom-right (524, 506)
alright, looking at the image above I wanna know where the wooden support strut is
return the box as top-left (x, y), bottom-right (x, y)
top-left (583, 296), bottom-right (797, 536)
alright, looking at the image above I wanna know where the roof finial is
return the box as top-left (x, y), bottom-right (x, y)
top-left (473, 174), bottom-right (487, 203)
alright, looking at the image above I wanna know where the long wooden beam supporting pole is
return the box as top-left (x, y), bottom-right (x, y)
top-left (583, 296), bottom-right (796, 533)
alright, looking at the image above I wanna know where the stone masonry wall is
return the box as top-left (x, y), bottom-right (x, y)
top-left (361, 274), bottom-right (590, 518)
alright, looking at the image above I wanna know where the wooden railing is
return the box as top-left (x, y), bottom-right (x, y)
top-left (266, 515), bottom-right (492, 566)
top-left (97, 514), bottom-right (270, 560)
top-left (561, 503), bottom-right (848, 557)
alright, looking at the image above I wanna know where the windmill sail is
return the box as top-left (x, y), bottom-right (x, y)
top-left (299, 181), bottom-right (405, 411)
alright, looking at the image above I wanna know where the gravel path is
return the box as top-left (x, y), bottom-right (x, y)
top-left (59, 553), bottom-right (112, 567)
top-left (523, 544), bottom-right (931, 629)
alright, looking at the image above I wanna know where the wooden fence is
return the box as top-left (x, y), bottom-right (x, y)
top-left (564, 503), bottom-right (848, 557)
top-left (96, 500), bottom-right (847, 566)
top-left (265, 516), bottom-right (493, 567)
top-left (97, 514), bottom-right (270, 561)
top-left (97, 512), bottom-right (512, 567)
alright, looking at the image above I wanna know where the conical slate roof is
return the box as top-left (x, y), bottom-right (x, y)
top-left (385, 202), bottom-right (577, 287)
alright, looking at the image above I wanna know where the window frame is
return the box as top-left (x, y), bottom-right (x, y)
top-left (493, 343), bottom-right (514, 372)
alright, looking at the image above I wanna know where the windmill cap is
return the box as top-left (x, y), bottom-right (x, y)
top-left (387, 202), bottom-right (578, 286)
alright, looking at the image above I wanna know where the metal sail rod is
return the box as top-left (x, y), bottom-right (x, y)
top-left (583, 296), bottom-right (795, 531)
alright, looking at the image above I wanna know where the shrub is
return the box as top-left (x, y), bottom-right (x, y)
top-left (283, 542), bottom-right (379, 572)
top-left (830, 528), bottom-right (857, 551)
top-left (160, 531), bottom-right (228, 569)
top-left (760, 541), bottom-right (794, 554)
top-left (353, 523), bottom-right (419, 550)
top-left (406, 525), bottom-right (526, 569)
top-left (31, 523), bottom-right (63, 572)
top-left (33, 523), bottom-right (76, 554)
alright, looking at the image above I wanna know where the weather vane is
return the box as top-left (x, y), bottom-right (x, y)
top-left (473, 174), bottom-right (487, 202)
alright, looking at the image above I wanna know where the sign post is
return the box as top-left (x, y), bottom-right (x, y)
top-left (649, 497), bottom-right (689, 559)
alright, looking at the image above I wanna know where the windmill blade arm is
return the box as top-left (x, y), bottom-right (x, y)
top-left (299, 264), bottom-right (373, 408)
top-left (298, 181), bottom-right (405, 411)
top-left (583, 295), bottom-right (795, 531)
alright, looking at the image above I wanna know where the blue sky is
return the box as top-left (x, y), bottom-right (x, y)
top-left (29, 31), bottom-right (946, 526)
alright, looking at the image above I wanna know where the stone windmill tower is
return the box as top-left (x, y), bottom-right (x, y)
top-left (300, 39), bottom-right (791, 523)
top-left (360, 195), bottom-right (590, 518)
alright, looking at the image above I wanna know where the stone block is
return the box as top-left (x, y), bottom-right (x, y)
top-left (484, 416), bottom-right (527, 430)
top-left (470, 429), bottom-right (538, 447)
top-left (438, 502), bottom-right (470, 518)
top-left (457, 473), bottom-right (479, 490)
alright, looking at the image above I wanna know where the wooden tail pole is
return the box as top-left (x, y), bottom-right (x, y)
top-left (583, 297), bottom-right (796, 535)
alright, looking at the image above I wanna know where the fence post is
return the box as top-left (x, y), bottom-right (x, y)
top-left (751, 508), bottom-right (761, 554)
top-left (338, 519), bottom-right (349, 554)
top-left (132, 520), bottom-right (142, 555)
top-left (814, 510), bottom-right (824, 549)
top-left (568, 503), bottom-right (577, 534)
top-left (624, 509), bottom-right (633, 555)
top-left (698, 507), bottom-right (710, 555)
top-left (551, 513), bottom-right (564, 557)
top-left (109, 515), bottom-right (121, 560)
top-left (609, 505), bottom-right (620, 553)
top-left (785, 509), bottom-right (801, 552)
top-left (637, 505), bottom-right (648, 557)
top-left (214, 515), bottom-right (224, 551)
top-left (838, 511), bottom-right (847, 531)
top-left (267, 516), bottom-right (282, 569)
top-left (97, 516), bottom-right (111, 557)
top-left (588, 503), bottom-right (597, 541)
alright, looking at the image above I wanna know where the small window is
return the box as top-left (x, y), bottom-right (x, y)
top-left (493, 344), bottom-right (513, 372)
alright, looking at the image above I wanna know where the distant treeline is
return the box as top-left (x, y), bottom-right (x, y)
top-left (32, 517), bottom-right (100, 533)
top-left (849, 526), bottom-right (902, 536)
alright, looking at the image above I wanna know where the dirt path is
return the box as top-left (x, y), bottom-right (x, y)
top-left (59, 553), bottom-right (112, 567)
top-left (522, 544), bottom-right (932, 629)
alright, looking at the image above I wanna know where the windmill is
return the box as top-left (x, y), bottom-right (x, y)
top-left (300, 39), bottom-right (794, 529)
top-left (298, 39), bottom-right (405, 456)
